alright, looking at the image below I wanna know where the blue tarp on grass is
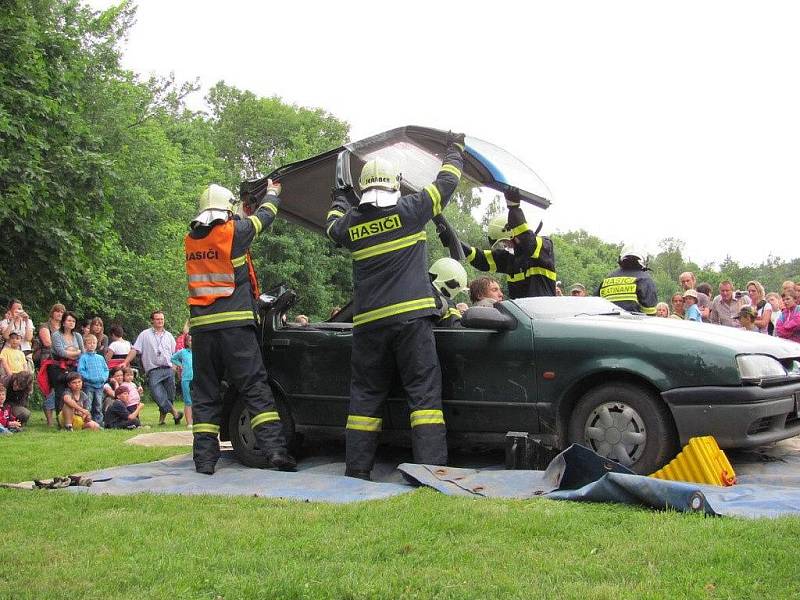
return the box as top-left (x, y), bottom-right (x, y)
top-left (63, 438), bottom-right (800, 518)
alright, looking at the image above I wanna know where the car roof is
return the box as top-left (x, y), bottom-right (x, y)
top-left (241, 125), bottom-right (552, 234)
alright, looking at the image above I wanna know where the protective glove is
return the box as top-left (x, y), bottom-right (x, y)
top-left (266, 179), bottom-right (281, 196)
top-left (331, 185), bottom-right (358, 207)
top-left (505, 187), bottom-right (521, 208)
top-left (445, 130), bottom-right (466, 151)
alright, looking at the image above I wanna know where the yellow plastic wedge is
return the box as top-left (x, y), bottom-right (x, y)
top-left (650, 436), bottom-right (736, 486)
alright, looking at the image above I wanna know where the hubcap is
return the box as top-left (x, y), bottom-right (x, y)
top-left (583, 402), bottom-right (646, 466)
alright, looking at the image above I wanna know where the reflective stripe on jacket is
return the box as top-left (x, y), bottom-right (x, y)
top-left (186, 198), bottom-right (278, 332)
top-left (598, 266), bottom-right (658, 315)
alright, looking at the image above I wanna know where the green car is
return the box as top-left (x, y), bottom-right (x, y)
top-left (220, 126), bottom-right (800, 474)
top-left (221, 292), bottom-right (800, 474)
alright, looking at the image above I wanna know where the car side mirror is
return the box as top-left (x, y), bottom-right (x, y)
top-left (461, 306), bottom-right (517, 331)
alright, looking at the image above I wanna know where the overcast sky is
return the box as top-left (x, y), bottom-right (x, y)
top-left (88, 0), bottom-right (800, 267)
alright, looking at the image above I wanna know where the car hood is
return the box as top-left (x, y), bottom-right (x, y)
top-left (241, 125), bottom-right (552, 234)
top-left (576, 313), bottom-right (800, 360)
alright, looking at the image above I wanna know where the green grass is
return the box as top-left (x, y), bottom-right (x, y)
top-left (1, 405), bottom-right (800, 599)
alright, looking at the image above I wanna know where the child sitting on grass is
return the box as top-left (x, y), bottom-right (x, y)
top-left (104, 386), bottom-right (142, 429)
top-left (0, 382), bottom-right (23, 434)
top-left (78, 333), bottom-right (109, 426)
top-left (59, 372), bottom-right (100, 431)
top-left (121, 367), bottom-right (144, 409)
top-left (170, 334), bottom-right (193, 427)
top-left (102, 367), bottom-right (124, 412)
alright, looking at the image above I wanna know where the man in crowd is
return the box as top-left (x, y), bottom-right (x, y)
top-left (123, 311), bottom-right (183, 426)
top-left (679, 272), bottom-right (710, 320)
top-left (326, 133), bottom-right (466, 480)
top-left (598, 248), bottom-right (657, 315)
top-left (184, 182), bottom-right (295, 475)
top-left (569, 283), bottom-right (587, 297)
top-left (468, 276), bottom-right (504, 307)
top-left (709, 280), bottom-right (743, 328)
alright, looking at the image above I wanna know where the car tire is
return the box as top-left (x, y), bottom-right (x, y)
top-left (567, 382), bottom-right (678, 475)
top-left (228, 392), bottom-right (298, 469)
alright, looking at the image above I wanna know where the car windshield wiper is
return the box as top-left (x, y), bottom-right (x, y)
top-left (574, 311), bottom-right (621, 317)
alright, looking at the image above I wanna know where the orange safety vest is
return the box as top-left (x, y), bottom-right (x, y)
top-left (185, 220), bottom-right (260, 306)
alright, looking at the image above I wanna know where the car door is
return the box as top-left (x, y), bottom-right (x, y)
top-left (384, 307), bottom-right (541, 435)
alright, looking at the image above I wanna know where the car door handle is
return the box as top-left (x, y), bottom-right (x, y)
top-left (270, 339), bottom-right (290, 349)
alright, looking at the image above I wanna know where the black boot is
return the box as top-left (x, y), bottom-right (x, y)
top-left (344, 468), bottom-right (371, 481)
top-left (267, 449), bottom-right (296, 472)
top-left (195, 463), bottom-right (216, 475)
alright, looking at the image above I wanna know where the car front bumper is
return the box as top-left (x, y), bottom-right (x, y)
top-left (662, 382), bottom-right (800, 448)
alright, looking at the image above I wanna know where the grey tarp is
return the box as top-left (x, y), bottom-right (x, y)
top-left (56, 438), bottom-right (800, 517)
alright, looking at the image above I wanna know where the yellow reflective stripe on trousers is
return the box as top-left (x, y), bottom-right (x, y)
top-left (248, 215), bottom-right (263, 235)
top-left (231, 255), bottom-right (246, 268)
top-left (466, 246), bottom-right (477, 263)
top-left (531, 235), bottom-right (543, 259)
top-left (193, 423), bottom-right (220, 435)
top-left (425, 183), bottom-right (443, 216)
top-left (351, 231), bottom-right (427, 261)
top-left (509, 222), bottom-right (530, 238)
top-left (346, 415), bottom-right (383, 432)
top-left (484, 250), bottom-right (497, 272)
top-left (250, 411), bottom-right (280, 429)
top-left (353, 297), bottom-right (437, 327)
top-left (410, 409), bottom-right (445, 427)
top-left (189, 310), bottom-right (254, 327)
top-left (439, 164), bottom-right (462, 180)
top-left (508, 265), bottom-right (558, 283)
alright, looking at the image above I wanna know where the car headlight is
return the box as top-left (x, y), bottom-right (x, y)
top-left (736, 354), bottom-right (787, 382)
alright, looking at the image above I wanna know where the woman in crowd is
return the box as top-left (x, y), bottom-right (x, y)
top-left (745, 280), bottom-right (772, 334)
top-left (48, 311), bottom-right (84, 420)
top-left (655, 302), bottom-right (670, 318)
top-left (36, 303), bottom-right (65, 426)
top-left (1, 299), bottom-right (35, 370)
top-left (89, 317), bottom-right (109, 357)
top-left (766, 292), bottom-right (782, 335)
top-left (105, 325), bottom-right (131, 370)
top-left (670, 293), bottom-right (685, 320)
top-left (174, 320), bottom-right (190, 352)
top-left (775, 288), bottom-right (800, 343)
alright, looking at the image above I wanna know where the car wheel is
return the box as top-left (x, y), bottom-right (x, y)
top-left (567, 382), bottom-right (678, 474)
top-left (228, 393), bottom-right (298, 468)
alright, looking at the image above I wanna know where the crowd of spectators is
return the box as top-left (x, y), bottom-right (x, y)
top-left (645, 273), bottom-right (800, 342)
top-left (0, 299), bottom-right (194, 433)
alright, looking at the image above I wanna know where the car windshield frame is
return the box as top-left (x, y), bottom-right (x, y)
top-left (513, 296), bottom-right (629, 319)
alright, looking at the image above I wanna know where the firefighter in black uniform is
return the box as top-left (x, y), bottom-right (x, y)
top-left (185, 183), bottom-right (295, 474)
top-left (597, 247), bottom-right (658, 315)
top-left (429, 257), bottom-right (467, 328)
top-left (326, 134), bottom-right (466, 480)
top-left (443, 190), bottom-right (557, 298)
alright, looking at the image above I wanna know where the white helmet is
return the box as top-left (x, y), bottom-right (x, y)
top-left (619, 245), bottom-right (647, 270)
top-left (429, 258), bottom-right (468, 299)
top-left (359, 158), bottom-right (401, 192)
top-left (193, 184), bottom-right (236, 226)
